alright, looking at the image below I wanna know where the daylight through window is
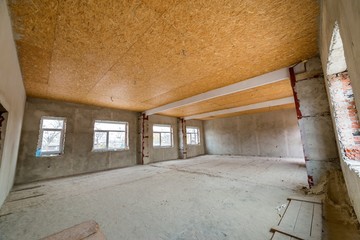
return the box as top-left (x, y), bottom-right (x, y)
top-left (153, 124), bottom-right (173, 147)
top-left (186, 127), bottom-right (200, 145)
top-left (36, 117), bottom-right (66, 157)
top-left (93, 121), bottom-right (129, 151)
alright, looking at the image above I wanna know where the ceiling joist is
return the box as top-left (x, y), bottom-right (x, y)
top-left (184, 97), bottom-right (294, 120)
top-left (145, 67), bottom-right (290, 116)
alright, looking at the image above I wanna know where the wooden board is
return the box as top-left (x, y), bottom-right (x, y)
top-left (9, 0), bottom-right (319, 115)
top-left (40, 220), bottom-right (106, 240)
top-left (271, 197), bottom-right (322, 240)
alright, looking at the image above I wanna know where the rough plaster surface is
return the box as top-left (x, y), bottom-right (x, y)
top-left (185, 120), bottom-right (205, 158)
top-left (204, 109), bottom-right (304, 158)
top-left (319, 0), bottom-right (360, 223)
top-left (0, 0), bottom-right (26, 207)
top-left (0, 155), bottom-right (309, 240)
top-left (147, 115), bottom-right (180, 163)
top-left (16, 98), bottom-right (138, 184)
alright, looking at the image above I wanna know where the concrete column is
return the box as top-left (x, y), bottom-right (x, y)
top-left (139, 114), bottom-right (150, 164)
top-left (178, 118), bottom-right (187, 159)
top-left (291, 57), bottom-right (340, 186)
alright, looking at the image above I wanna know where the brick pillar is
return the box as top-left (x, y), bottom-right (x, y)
top-left (291, 57), bottom-right (340, 186)
top-left (139, 114), bottom-right (150, 164)
top-left (178, 118), bottom-right (187, 159)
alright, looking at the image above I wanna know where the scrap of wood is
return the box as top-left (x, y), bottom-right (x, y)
top-left (40, 220), bottom-right (106, 240)
top-left (287, 196), bottom-right (322, 204)
top-left (271, 226), bottom-right (320, 240)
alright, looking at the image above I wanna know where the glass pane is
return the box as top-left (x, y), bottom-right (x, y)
top-left (109, 131), bottom-right (126, 149)
top-left (42, 119), bottom-right (64, 129)
top-left (161, 133), bottom-right (172, 146)
top-left (41, 130), bottom-right (61, 152)
top-left (186, 133), bottom-right (191, 144)
top-left (93, 132), bottom-right (107, 149)
top-left (191, 134), bottom-right (197, 144)
top-left (186, 128), bottom-right (196, 134)
top-left (153, 125), bottom-right (171, 133)
top-left (153, 133), bottom-right (160, 146)
top-left (94, 121), bottom-right (126, 131)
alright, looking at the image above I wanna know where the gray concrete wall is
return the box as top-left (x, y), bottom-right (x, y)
top-left (294, 58), bottom-right (340, 185)
top-left (185, 120), bottom-right (205, 158)
top-left (0, 0), bottom-right (26, 206)
top-left (148, 115), bottom-right (179, 163)
top-left (319, 0), bottom-right (360, 222)
top-left (204, 109), bottom-right (304, 158)
top-left (15, 98), bottom-right (139, 184)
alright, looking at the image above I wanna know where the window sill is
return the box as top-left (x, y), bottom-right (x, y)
top-left (344, 159), bottom-right (360, 177)
top-left (153, 146), bottom-right (173, 149)
top-left (92, 148), bottom-right (129, 153)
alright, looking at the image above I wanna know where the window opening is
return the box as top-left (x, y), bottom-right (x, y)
top-left (93, 120), bottom-right (129, 151)
top-left (186, 127), bottom-right (200, 145)
top-left (153, 124), bottom-right (173, 147)
top-left (36, 117), bottom-right (66, 157)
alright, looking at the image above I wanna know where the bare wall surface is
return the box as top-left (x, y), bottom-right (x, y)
top-left (185, 120), bottom-right (205, 158)
top-left (320, 0), bottom-right (360, 223)
top-left (204, 109), bottom-right (304, 158)
top-left (148, 115), bottom-right (179, 163)
top-left (0, 0), bottom-right (26, 207)
top-left (15, 98), bottom-right (138, 184)
top-left (293, 57), bottom-right (339, 185)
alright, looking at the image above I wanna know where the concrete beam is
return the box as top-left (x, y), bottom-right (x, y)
top-left (144, 68), bottom-right (290, 115)
top-left (184, 97), bottom-right (294, 120)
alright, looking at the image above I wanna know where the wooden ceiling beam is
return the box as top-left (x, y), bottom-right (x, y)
top-left (184, 97), bottom-right (294, 120)
top-left (144, 67), bottom-right (290, 116)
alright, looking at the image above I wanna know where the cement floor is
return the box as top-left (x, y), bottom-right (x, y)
top-left (0, 155), bottom-right (318, 239)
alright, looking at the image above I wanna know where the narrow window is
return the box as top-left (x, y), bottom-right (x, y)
top-left (36, 117), bottom-right (66, 157)
top-left (93, 120), bottom-right (129, 151)
top-left (153, 124), bottom-right (173, 147)
top-left (186, 127), bottom-right (200, 145)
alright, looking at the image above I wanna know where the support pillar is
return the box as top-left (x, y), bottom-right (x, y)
top-left (290, 57), bottom-right (340, 187)
top-left (139, 113), bottom-right (150, 164)
top-left (178, 118), bottom-right (187, 159)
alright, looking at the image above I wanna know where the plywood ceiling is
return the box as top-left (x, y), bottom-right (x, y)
top-left (9, 0), bottom-right (319, 115)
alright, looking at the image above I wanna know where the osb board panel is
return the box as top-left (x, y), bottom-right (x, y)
top-left (9, 0), bottom-right (319, 114)
top-left (161, 80), bottom-right (293, 117)
top-left (200, 103), bottom-right (295, 120)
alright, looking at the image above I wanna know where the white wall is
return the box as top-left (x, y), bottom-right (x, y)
top-left (0, 0), bottom-right (26, 206)
top-left (319, 0), bottom-right (360, 222)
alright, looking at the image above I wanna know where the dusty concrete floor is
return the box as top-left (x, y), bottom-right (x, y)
top-left (0, 155), bottom-right (353, 239)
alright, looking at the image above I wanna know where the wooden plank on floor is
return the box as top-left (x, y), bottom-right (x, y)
top-left (293, 201), bottom-right (313, 236)
top-left (272, 231), bottom-right (292, 240)
top-left (278, 200), bottom-right (302, 230)
top-left (310, 203), bottom-right (322, 238)
top-left (287, 196), bottom-right (322, 204)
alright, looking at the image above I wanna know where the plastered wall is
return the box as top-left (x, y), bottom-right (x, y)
top-left (319, 0), bottom-right (360, 223)
top-left (0, 0), bottom-right (26, 206)
top-left (147, 115), bottom-right (179, 163)
top-left (185, 120), bottom-right (205, 158)
top-left (204, 109), bottom-right (304, 158)
top-left (15, 98), bottom-right (138, 184)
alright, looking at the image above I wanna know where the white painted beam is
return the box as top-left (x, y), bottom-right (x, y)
top-left (184, 97), bottom-right (294, 120)
top-left (144, 67), bottom-right (290, 116)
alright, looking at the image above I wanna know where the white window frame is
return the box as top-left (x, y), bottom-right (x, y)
top-left (93, 120), bottom-right (129, 152)
top-left (153, 124), bottom-right (173, 148)
top-left (186, 126), bottom-right (201, 145)
top-left (37, 116), bottom-right (66, 157)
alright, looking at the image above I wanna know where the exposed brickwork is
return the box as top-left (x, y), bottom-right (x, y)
top-left (328, 72), bottom-right (360, 161)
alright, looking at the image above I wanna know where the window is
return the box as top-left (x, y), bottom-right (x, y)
top-left (153, 124), bottom-right (173, 147)
top-left (93, 120), bottom-right (128, 151)
top-left (186, 127), bottom-right (200, 145)
top-left (36, 117), bottom-right (66, 157)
